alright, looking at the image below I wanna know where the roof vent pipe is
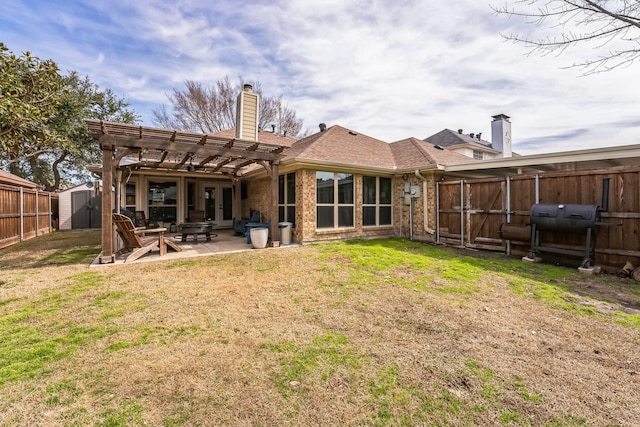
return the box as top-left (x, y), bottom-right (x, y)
top-left (458, 129), bottom-right (463, 134)
top-left (319, 123), bottom-right (327, 132)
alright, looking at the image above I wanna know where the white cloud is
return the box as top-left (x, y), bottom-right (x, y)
top-left (0, 0), bottom-right (638, 154)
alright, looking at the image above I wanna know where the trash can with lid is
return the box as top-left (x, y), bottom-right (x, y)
top-left (278, 222), bottom-right (293, 245)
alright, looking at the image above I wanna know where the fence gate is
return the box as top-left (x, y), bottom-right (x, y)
top-left (466, 179), bottom-right (507, 251)
top-left (71, 190), bottom-right (102, 229)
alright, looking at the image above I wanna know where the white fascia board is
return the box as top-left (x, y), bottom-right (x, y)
top-left (443, 144), bottom-right (640, 172)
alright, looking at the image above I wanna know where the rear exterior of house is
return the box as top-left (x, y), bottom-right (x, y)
top-left (240, 128), bottom-right (471, 245)
top-left (98, 86), bottom-right (472, 251)
top-left (89, 86), bottom-right (640, 270)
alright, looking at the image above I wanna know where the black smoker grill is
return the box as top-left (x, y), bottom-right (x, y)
top-left (527, 179), bottom-right (610, 268)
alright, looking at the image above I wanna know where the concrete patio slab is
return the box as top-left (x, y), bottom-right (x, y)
top-left (90, 228), bottom-right (293, 267)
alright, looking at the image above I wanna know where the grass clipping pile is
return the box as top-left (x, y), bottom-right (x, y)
top-left (0, 232), bottom-right (639, 426)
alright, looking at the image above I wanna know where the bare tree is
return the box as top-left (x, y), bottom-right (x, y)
top-left (153, 76), bottom-right (303, 137)
top-left (492, 1), bottom-right (640, 74)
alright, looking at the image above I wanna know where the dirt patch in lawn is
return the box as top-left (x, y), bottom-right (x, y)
top-left (449, 246), bottom-right (640, 316)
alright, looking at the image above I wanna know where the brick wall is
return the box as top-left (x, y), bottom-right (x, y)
top-left (395, 173), bottom-right (438, 243)
top-left (246, 178), bottom-right (271, 223)
top-left (298, 169), bottom-right (396, 243)
top-left (246, 169), bottom-right (440, 244)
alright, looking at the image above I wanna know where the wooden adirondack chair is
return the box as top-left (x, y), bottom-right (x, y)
top-left (112, 213), bottom-right (181, 262)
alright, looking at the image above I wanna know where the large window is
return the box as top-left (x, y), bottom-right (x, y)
top-left (278, 172), bottom-right (296, 226)
top-left (316, 172), bottom-right (354, 228)
top-left (363, 176), bottom-right (392, 226)
top-left (148, 180), bottom-right (177, 223)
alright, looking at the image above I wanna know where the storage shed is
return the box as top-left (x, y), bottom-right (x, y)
top-left (58, 182), bottom-right (103, 230)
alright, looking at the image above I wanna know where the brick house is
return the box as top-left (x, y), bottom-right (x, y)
top-left (242, 125), bottom-right (470, 244)
top-left (87, 85), bottom-right (471, 263)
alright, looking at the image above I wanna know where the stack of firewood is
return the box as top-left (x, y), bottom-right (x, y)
top-left (618, 262), bottom-right (640, 281)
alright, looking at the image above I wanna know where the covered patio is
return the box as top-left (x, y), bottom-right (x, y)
top-left (86, 115), bottom-right (286, 264)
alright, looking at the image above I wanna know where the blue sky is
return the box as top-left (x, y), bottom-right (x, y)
top-left (2, 0), bottom-right (639, 155)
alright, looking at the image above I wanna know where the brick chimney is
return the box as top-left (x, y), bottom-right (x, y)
top-left (235, 84), bottom-right (259, 141)
top-left (491, 114), bottom-right (512, 158)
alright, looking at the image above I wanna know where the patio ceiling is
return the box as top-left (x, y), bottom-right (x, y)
top-left (85, 119), bottom-right (285, 176)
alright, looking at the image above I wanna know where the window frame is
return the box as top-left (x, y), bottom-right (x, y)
top-left (278, 172), bottom-right (296, 227)
top-left (473, 150), bottom-right (483, 160)
top-left (316, 171), bottom-right (354, 229)
top-left (147, 179), bottom-right (178, 224)
top-left (362, 176), bottom-right (393, 227)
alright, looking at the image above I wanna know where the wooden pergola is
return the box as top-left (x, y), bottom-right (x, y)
top-left (85, 119), bottom-right (285, 264)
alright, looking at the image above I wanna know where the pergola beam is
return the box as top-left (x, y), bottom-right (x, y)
top-left (98, 136), bottom-right (281, 162)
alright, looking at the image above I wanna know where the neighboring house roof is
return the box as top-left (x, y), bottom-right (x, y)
top-left (0, 170), bottom-right (38, 188)
top-left (212, 128), bottom-right (298, 147)
top-left (424, 129), bottom-right (500, 154)
top-left (282, 125), bottom-right (396, 170)
top-left (390, 137), bottom-right (474, 170)
top-left (440, 143), bottom-right (640, 177)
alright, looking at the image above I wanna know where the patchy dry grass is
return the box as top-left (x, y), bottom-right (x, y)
top-left (0, 232), bottom-right (639, 426)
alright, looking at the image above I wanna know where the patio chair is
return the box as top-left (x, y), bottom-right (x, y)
top-left (112, 213), bottom-right (181, 262)
top-left (134, 210), bottom-right (151, 228)
top-left (233, 210), bottom-right (261, 235)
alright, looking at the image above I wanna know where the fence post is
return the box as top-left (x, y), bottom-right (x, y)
top-left (506, 176), bottom-right (511, 256)
top-left (19, 187), bottom-right (24, 242)
top-left (35, 189), bottom-right (39, 236)
top-left (48, 192), bottom-right (52, 233)
top-left (460, 180), bottom-right (464, 247)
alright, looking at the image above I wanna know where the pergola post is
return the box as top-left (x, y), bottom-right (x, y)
top-left (233, 177), bottom-right (242, 221)
top-left (270, 162), bottom-right (280, 245)
top-left (99, 139), bottom-right (115, 264)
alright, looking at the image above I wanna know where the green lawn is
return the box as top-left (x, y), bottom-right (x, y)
top-left (0, 231), bottom-right (638, 426)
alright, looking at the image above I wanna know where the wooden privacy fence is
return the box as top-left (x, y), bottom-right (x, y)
top-left (0, 183), bottom-right (59, 250)
top-left (436, 166), bottom-right (640, 270)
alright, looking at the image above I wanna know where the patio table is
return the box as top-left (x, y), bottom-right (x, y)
top-left (179, 222), bottom-right (215, 243)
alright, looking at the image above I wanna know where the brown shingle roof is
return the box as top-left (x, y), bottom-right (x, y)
top-left (391, 137), bottom-right (473, 169)
top-left (211, 128), bottom-right (298, 147)
top-left (283, 125), bottom-right (396, 169)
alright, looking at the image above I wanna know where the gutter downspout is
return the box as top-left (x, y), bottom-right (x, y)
top-left (414, 170), bottom-right (436, 235)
